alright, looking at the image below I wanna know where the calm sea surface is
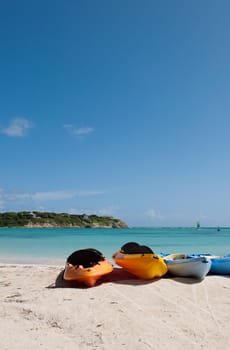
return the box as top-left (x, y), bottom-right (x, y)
top-left (0, 227), bottom-right (230, 265)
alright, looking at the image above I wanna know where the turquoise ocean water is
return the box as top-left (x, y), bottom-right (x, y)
top-left (0, 227), bottom-right (230, 265)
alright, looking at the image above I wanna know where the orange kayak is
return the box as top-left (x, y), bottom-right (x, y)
top-left (63, 248), bottom-right (113, 287)
top-left (112, 242), bottom-right (168, 280)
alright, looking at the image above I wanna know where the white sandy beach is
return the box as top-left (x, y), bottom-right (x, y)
top-left (0, 264), bottom-right (230, 350)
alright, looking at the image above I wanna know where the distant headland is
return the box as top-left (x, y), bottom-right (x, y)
top-left (0, 211), bottom-right (128, 228)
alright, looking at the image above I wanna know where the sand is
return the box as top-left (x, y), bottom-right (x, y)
top-left (0, 264), bottom-right (230, 350)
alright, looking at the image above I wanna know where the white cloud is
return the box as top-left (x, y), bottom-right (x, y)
top-left (32, 191), bottom-right (76, 201)
top-left (31, 190), bottom-right (103, 201)
top-left (67, 206), bottom-right (116, 217)
top-left (5, 192), bottom-right (31, 201)
top-left (145, 209), bottom-right (163, 221)
top-left (0, 202), bottom-right (4, 210)
top-left (1, 118), bottom-right (33, 137)
top-left (64, 124), bottom-right (94, 136)
top-left (76, 190), bottom-right (104, 197)
top-left (97, 207), bottom-right (116, 216)
top-left (0, 189), bottom-right (103, 209)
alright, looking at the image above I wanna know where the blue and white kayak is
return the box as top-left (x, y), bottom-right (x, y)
top-left (163, 253), bottom-right (211, 279)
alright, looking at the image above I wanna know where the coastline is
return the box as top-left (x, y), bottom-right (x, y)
top-left (0, 263), bottom-right (230, 349)
top-left (0, 211), bottom-right (128, 229)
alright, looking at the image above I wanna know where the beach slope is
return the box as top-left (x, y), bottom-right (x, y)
top-left (0, 264), bottom-right (229, 349)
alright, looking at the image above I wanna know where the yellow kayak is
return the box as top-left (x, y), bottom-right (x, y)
top-left (112, 242), bottom-right (168, 280)
top-left (63, 248), bottom-right (113, 287)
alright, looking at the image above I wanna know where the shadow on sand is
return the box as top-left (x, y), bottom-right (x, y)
top-left (46, 267), bottom-right (209, 289)
top-left (47, 267), bottom-right (158, 289)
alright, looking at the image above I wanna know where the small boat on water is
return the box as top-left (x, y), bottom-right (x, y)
top-left (163, 253), bottom-right (211, 279)
top-left (112, 242), bottom-right (168, 280)
top-left (189, 254), bottom-right (230, 275)
top-left (63, 248), bottom-right (113, 287)
top-left (196, 221), bottom-right (200, 230)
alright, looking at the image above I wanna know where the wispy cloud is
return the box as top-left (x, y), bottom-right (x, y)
top-left (64, 124), bottom-right (94, 136)
top-left (68, 206), bottom-right (116, 217)
top-left (76, 190), bottom-right (103, 197)
top-left (0, 189), bottom-right (4, 210)
top-left (144, 209), bottom-right (163, 221)
top-left (32, 191), bottom-right (76, 201)
top-left (0, 189), bottom-right (104, 210)
top-left (1, 118), bottom-right (33, 137)
top-left (97, 207), bottom-right (117, 217)
top-left (31, 190), bottom-right (103, 201)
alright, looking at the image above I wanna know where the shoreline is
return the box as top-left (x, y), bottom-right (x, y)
top-left (0, 257), bottom-right (66, 266)
top-left (0, 263), bottom-right (230, 349)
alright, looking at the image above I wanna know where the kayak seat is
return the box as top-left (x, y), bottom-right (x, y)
top-left (121, 242), bottom-right (154, 254)
top-left (66, 248), bottom-right (105, 268)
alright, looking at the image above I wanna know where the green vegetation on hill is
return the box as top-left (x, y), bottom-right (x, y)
top-left (0, 211), bottom-right (128, 228)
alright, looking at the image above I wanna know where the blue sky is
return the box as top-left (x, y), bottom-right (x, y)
top-left (1, 0), bottom-right (230, 227)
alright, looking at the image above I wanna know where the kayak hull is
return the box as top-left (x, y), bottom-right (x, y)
top-left (63, 260), bottom-right (113, 286)
top-left (164, 254), bottom-right (211, 279)
top-left (113, 251), bottom-right (168, 280)
top-left (208, 256), bottom-right (230, 275)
